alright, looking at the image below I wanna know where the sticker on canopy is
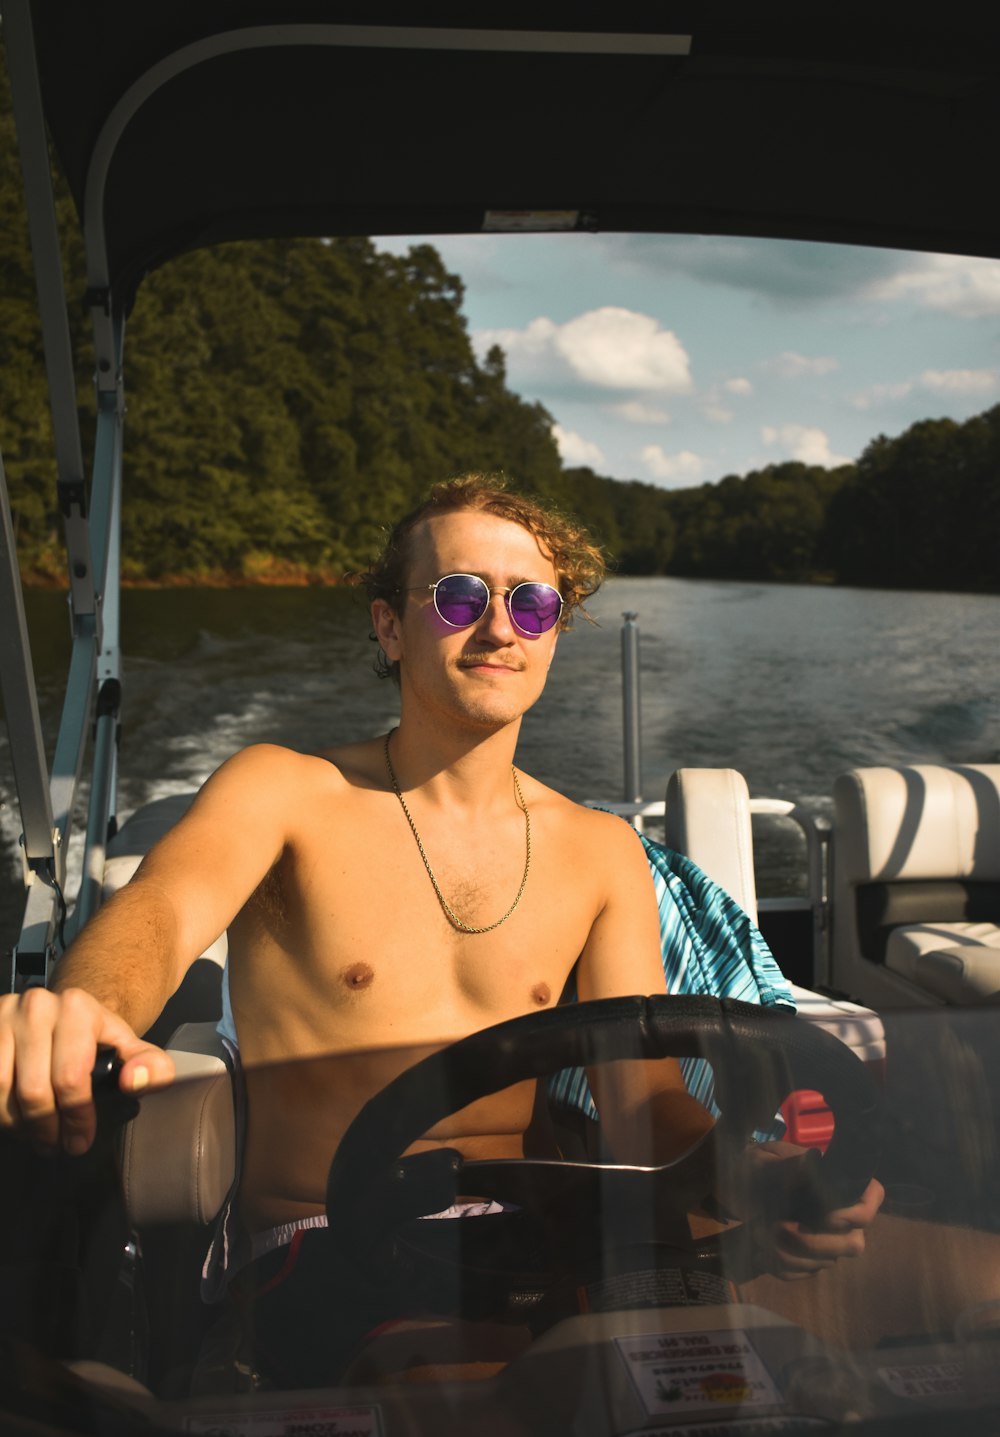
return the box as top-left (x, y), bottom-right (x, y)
top-left (483, 209), bottom-right (580, 231)
top-left (616, 1329), bottom-right (782, 1417)
top-left (183, 1404), bottom-right (383, 1436)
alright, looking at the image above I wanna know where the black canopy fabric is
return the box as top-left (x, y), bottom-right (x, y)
top-left (26, 4), bottom-right (1000, 304)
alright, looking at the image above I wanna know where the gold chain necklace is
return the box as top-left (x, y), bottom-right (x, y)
top-left (383, 731), bottom-right (531, 935)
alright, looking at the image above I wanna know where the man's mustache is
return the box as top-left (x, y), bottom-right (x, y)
top-left (459, 652), bottom-right (527, 671)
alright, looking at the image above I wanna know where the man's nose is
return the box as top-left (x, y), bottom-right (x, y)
top-left (474, 590), bottom-right (516, 642)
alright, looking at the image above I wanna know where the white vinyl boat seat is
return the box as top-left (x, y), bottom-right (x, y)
top-left (120, 1021), bottom-right (236, 1228)
top-left (885, 923), bottom-right (1000, 1003)
top-left (664, 767), bottom-right (885, 1060)
top-left (832, 764), bottom-right (1000, 1006)
top-left (665, 768), bottom-right (759, 921)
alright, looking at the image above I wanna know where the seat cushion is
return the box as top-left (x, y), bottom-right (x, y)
top-left (885, 922), bottom-right (1000, 1002)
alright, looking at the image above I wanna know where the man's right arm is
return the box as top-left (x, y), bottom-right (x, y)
top-left (0, 743), bottom-right (304, 1154)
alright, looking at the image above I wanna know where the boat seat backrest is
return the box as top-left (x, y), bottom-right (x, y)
top-left (831, 765), bottom-right (1000, 1006)
top-left (120, 1021), bottom-right (236, 1228)
top-left (664, 767), bottom-right (758, 922)
top-left (834, 764), bottom-right (1000, 883)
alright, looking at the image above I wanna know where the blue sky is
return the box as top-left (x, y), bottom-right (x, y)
top-left (378, 233), bottom-right (1000, 489)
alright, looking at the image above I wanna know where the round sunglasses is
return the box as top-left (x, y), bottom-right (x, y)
top-left (408, 572), bottom-right (564, 636)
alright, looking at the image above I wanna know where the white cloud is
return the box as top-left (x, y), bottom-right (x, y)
top-left (867, 254), bottom-right (1000, 318)
top-left (641, 446), bottom-right (705, 484)
top-left (851, 368), bottom-right (997, 409)
top-left (761, 424), bottom-right (852, 468)
top-left (763, 351), bottom-right (840, 379)
top-left (476, 306), bottom-right (692, 393)
top-left (850, 380), bottom-right (914, 410)
top-left (702, 403), bottom-right (735, 425)
top-left (724, 377), bottom-right (753, 396)
top-left (611, 400), bottom-right (671, 424)
top-left (551, 424), bottom-right (605, 467)
top-left (919, 368), bottom-right (997, 395)
top-left (479, 315), bottom-right (557, 360)
top-left (555, 308), bottom-right (692, 391)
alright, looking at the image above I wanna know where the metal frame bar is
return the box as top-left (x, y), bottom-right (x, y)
top-left (80, 23), bottom-right (690, 292)
top-left (2, 2), bottom-right (127, 980)
top-left (74, 356), bottom-right (125, 933)
top-left (3, 0), bottom-right (96, 623)
top-left (0, 444), bottom-right (65, 987)
top-left (0, 449), bottom-right (54, 869)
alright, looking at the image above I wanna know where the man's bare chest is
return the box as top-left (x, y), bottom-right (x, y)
top-left (228, 807), bottom-right (601, 1045)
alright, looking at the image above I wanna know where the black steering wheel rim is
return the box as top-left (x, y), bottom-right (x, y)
top-left (325, 995), bottom-right (881, 1272)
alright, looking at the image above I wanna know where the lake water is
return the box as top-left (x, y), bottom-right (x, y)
top-left (2, 576), bottom-right (999, 955)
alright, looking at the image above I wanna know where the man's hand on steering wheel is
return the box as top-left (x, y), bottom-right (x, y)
top-left (745, 1141), bottom-right (885, 1279)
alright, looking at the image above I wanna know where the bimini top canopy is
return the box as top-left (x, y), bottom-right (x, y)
top-left (21, 3), bottom-right (1000, 307)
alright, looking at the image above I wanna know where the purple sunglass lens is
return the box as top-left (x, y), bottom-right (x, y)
top-left (434, 574), bottom-right (490, 626)
top-left (509, 583), bottom-right (562, 634)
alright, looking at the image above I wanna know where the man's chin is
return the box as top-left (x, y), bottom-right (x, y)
top-left (452, 691), bottom-right (535, 732)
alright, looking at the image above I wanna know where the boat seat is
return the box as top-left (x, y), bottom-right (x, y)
top-left (885, 923), bottom-right (1000, 1003)
top-left (120, 1021), bottom-right (236, 1228)
top-left (831, 764), bottom-right (1000, 1007)
top-left (665, 767), bottom-right (758, 919)
top-left (664, 768), bottom-right (885, 1071)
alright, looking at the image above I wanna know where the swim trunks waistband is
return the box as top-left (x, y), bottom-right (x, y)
top-left (249, 1200), bottom-right (513, 1266)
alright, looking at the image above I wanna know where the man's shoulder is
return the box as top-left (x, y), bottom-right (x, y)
top-left (528, 783), bottom-right (646, 853)
top-left (207, 741), bottom-right (378, 799)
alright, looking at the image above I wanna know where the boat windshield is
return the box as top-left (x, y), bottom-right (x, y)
top-left (3, 1001), bottom-right (1000, 1436)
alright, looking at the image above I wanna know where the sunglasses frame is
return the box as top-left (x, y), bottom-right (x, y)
top-left (408, 572), bottom-right (564, 636)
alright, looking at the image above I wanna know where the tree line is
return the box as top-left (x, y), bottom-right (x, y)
top-left (1, 58), bottom-right (997, 594)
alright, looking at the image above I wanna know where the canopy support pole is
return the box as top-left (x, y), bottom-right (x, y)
top-left (3, 2), bottom-right (127, 975)
top-left (0, 448), bottom-right (59, 989)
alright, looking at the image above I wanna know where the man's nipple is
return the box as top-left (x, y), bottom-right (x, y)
top-left (531, 982), bottom-right (551, 1007)
top-left (342, 962), bottom-right (375, 991)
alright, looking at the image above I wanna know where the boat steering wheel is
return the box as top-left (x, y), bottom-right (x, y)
top-left (325, 996), bottom-right (881, 1287)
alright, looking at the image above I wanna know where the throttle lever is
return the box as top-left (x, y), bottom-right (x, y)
top-left (91, 1044), bottom-right (140, 1130)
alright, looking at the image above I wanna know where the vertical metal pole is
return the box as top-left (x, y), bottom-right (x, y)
top-left (74, 359), bottom-right (125, 932)
top-left (621, 612), bottom-right (642, 806)
top-left (3, 0), bottom-right (97, 627)
top-left (0, 445), bottom-right (61, 989)
top-left (0, 448), bottom-right (55, 867)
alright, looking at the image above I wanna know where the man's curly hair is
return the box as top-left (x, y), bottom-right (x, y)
top-left (362, 473), bottom-right (606, 681)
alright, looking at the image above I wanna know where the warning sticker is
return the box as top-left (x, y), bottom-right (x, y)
top-left (616, 1329), bottom-right (782, 1417)
top-left (877, 1360), bottom-right (964, 1400)
top-left (184, 1404), bottom-right (383, 1437)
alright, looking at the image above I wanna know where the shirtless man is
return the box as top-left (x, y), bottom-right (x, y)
top-left (0, 476), bottom-right (878, 1281)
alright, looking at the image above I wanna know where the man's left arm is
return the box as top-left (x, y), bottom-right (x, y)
top-left (574, 813), bottom-right (882, 1275)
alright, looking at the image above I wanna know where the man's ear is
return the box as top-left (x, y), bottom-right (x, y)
top-left (371, 598), bottom-right (403, 661)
